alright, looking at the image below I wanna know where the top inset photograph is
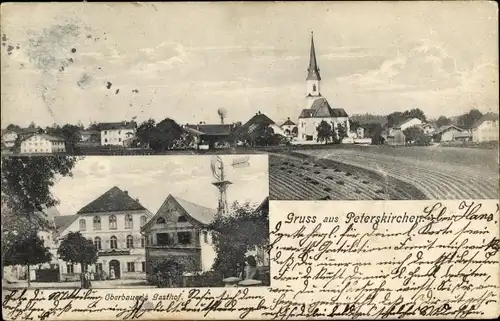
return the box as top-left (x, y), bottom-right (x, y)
top-left (1, 2), bottom-right (498, 199)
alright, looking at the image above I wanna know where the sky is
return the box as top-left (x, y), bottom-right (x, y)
top-left (1, 2), bottom-right (498, 128)
top-left (50, 155), bottom-right (269, 216)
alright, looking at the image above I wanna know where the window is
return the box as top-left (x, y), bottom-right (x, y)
top-left (141, 262), bottom-right (146, 272)
top-left (125, 214), bottom-right (133, 229)
top-left (118, 138), bottom-right (122, 142)
top-left (203, 231), bottom-right (208, 243)
top-left (127, 262), bottom-right (135, 272)
top-left (93, 216), bottom-right (101, 230)
top-left (141, 237), bottom-right (146, 248)
top-left (104, 138), bottom-right (108, 143)
top-left (126, 235), bottom-right (134, 248)
top-left (140, 216), bottom-right (147, 227)
top-left (67, 264), bottom-right (74, 274)
top-left (109, 215), bottom-right (117, 229)
top-left (94, 237), bottom-right (102, 250)
top-left (156, 233), bottom-right (172, 246)
top-left (177, 232), bottom-right (191, 245)
top-left (104, 131), bottom-right (107, 135)
top-left (156, 217), bottom-right (166, 224)
top-left (177, 215), bottom-right (187, 222)
top-left (79, 219), bottom-right (86, 231)
top-left (313, 84), bottom-right (317, 92)
top-left (110, 236), bottom-right (117, 249)
top-left (118, 130), bottom-right (121, 135)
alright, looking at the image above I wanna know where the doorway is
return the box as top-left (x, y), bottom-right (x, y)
top-left (109, 260), bottom-right (121, 279)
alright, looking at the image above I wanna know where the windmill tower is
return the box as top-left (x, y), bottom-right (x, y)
top-left (211, 156), bottom-right (232, 215)
top-left (217, 108), bottom-right (227, 125)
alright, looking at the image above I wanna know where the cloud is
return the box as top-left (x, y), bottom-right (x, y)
top-left (337, 41), bottom-right (464, 93)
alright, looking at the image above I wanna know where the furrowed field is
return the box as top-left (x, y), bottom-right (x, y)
top-left (269, 145), bottom-right (499, 200)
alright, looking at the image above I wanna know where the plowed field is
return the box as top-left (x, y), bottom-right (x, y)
top-left (269, 146), bottom-right (498, 200)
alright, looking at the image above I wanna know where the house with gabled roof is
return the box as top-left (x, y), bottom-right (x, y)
top-left (184, 123), bottom-right (235, 149)
top-left (432, 124), bottom-right (466, 142)
top-left (19, 133), bottom-right (66, 154)
top-left (141, 194), bottom-right (218, 281)
top-left (55, 186), bottom-right (153, 281)
top-left (281, 117), bottom-right (298, 137)
top-left (472, 113), bottom-right (499, 142)
top-left (297, 33), bottom-right (350, 142)
top-left (99, 121), bottom-right (137, 147)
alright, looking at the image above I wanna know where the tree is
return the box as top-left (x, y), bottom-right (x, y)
top-left (57, 232), bottom-right (98, 287)
top-left (6, 124), bottom-right (21, 131)
top-left (208, 201), bottom-right (269, 278)
top-left (28, 121), bottom-right (36, 129)
top-left (150, 256), bottom-right (197, 287)
top-left (316, 120), bottom-right (332, 144)
top-left (403, 108), bottom-right (427, 122)
top-left (134, 118), bottom-right (156, 148)
top-left (1, 157), bottom-right (79, 265)
top-left (46, 124), bottom-right (82, 153)
top-left (150, 118), bottom-right (184, 151)
top-left (3, 232), bottom-right (52, 287)
top-left (349, 119), bottom-right (361, 132)
top-left (387, 112), bottom-right (405, 128)
top-left (336, 121), bottom-right (348, 143)
top-left (436, 116), bottom-right (451, 127)
top-left (457, 109), bottom-right (483, 129)
top-left (403, 126), bottom-right (424, 144)
top-left (371, 126), bottom-right (385, 145)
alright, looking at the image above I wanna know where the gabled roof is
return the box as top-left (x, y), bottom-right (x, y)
top-left (98, 121), bottom-right (136, 130)
top-left (76, 186), bottom-right (146, 214)
top-left (185, 124), bottom-right (232, 136)
top-left (54, 215), bottom-right (78, 233)
top-left (281, 118), bottom-right (296, 126)
top-left (142, 195), bottom-right (216, 231)
top-left (243, 113), bottom-right (276, 127)
top-left (393, 118), bottom-right (422, 129)
top-left (21, 133), bottom-right (65, 142)
top-left (473, 113), bottom-right (499, 129)
top-left (174, 197), bottom-right (217, 225)
top-left (299, 97), bottom-right (348, 118)
top-left (432, 124), bottom-right (465, 136)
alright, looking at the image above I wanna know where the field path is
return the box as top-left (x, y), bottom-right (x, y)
top-left (295, 146), bottom-right (498, 200)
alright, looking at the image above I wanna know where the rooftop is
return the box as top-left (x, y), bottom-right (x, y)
top-left (98, 121), bottom-right (136, 130)
top-left (76, 186), bottom-right (146, 214)
top-left (299, 97), bottom-right (348, 118)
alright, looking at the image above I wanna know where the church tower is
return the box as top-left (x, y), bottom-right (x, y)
top-left (306, 31), bottom-right (321, 99)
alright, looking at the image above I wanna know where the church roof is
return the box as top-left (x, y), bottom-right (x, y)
top-left (76, 186), bottom-right (146, 214)
top-left (299, 97), bottom-right (348, 118)
top-left (307, 32), bottom-right (321, 81)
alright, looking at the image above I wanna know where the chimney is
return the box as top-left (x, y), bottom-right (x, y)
top-left (135, 198), bottom-right (139, 202)
top-left (124, 190), bottom-right (128, 195)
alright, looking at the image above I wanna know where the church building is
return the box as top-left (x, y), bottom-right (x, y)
top-left (297, 32), bottom-right (350, 142)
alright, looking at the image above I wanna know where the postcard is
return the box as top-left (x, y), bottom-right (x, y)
top-left (1, 1), bottom-right (498, 320)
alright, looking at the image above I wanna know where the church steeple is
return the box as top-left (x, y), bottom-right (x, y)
top-left (306, 31), bottom-right (321, 100)
top-left (307, 31), bottom-right (321, 81)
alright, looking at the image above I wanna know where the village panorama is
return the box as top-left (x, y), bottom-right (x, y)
top-left (2, 33), bottom-right (498, 201)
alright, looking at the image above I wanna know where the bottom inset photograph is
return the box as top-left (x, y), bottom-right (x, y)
top-left (2, 155), bottom-right (269, 289)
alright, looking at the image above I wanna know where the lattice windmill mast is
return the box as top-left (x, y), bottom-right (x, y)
top-left (211, 156), bottom-right (232, 215)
